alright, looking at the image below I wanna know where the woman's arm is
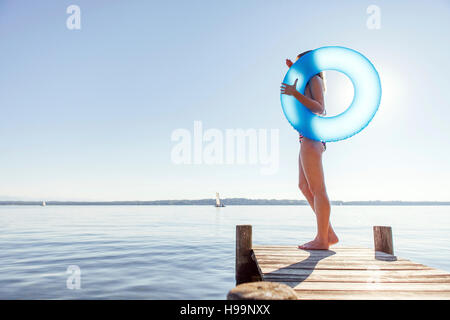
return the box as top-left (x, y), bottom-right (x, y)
top-left (281, 76), bottom-right (324, 114)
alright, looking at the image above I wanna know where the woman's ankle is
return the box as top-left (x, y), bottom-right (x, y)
top-left (314, 234), bottom-right (329, 243)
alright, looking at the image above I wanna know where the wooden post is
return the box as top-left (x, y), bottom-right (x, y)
top-left (236, 225), bottom-right (258, 284)
top-left (227, 281), bottom-right (298, 300)
top-left (373, 226), bottom-right (394, 255)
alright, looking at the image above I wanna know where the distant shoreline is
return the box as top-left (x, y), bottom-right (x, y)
top-left (1, 199), bottom-right (450, 206)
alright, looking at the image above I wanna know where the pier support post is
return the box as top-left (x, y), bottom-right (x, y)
top-left (373, 226), bottom-right (394, 255)
top-left (227, 281), bottom-right (298, 300)
top-left (236, 225), bottom-right (260, 284)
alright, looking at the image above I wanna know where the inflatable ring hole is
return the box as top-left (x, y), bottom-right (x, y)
top-left (323, 70), bottom-right (355, 117)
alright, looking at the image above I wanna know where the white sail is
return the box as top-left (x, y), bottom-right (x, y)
top-left (215, 193), bottom-right (221, 206)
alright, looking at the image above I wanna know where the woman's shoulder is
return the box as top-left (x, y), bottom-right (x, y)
top-left (310, 74), bottom-right (323, 85)
top-left (306, 75), bottom-right (323, 88)
top-left (308, 75), bottom-right (325, 94)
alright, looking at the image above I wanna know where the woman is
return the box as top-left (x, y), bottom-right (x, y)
top-left (281, 51), bottom-right (338, 250)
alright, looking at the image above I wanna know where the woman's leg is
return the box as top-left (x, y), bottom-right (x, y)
top-left (298, 149), bottom-right (338, 246)
top-left (298, 151), bottom-right (315, 208)
top-left (298, 140), bottom-right (331, 250)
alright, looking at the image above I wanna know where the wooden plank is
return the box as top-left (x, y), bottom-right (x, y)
top-left (250, 245), bottom-right (450, 300)
top-left (253, 247), bottom-right (375, 252)
top-left (253, 253), bottom-right (403, 261)
top-left (253, 245), bottom-right (369, 249)
top-left (253, 247), bottom-right (394, 253)
top-left (253, 251), bottom-right (378, 255)
top-left (260, 268), bottom-right (450, 283)
top-left (292, 290), bottom-right (450, 300)
top-left (253, 251), bottom-right (398, 257)
top-left (256, 258), bottom-right (405, 264)
top-left (253, 247), bottom-right (400, 258)
top-left (252, 248), bottom-right (376, 256)
top-left (253, 252), bottom-right (419, 264)
top-left (253, 247), bottom-right (378, 253)
top-left (256, 257), bottom-right (403, 263)
top-left (263, 274), bottom-right (450, 283)
top-left (256, 257), bottom-right (428, 267)
top-left (262, 268), bottom-right (450, 283)
top-left (278, 281), bottom-right (450, 291)
top-left (256, 261), bottom-right (433, 270)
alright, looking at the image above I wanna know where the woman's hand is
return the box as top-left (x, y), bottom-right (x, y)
top-left (286, 59), bottom-right (293, 68)
top-left (280, 79), bottom-right (298, 96)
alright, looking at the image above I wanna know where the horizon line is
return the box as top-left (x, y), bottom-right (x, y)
top-left (1, 198), bottom-right (450, 206)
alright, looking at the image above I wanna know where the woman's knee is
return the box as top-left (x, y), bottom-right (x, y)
top-left (298, 181), bottom-right (311, 195)
top-left (309, 184), bottom-right (327, 197)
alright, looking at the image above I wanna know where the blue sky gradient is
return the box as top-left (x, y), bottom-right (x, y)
top-left (1, 0), bottom-right (450, 201)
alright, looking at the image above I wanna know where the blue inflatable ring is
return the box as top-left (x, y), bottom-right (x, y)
top-left (281, 46), bottom-right (381, 142)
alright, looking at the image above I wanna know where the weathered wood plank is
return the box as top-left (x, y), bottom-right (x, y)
top-left (253, 245), bottom-right (369, 249)
top-left (278, 281), bottom-right (450, 291)
top-left (253, 248), bottom-right (392, 253)
top-left (254, 250), bottom-right (398, 260)
top-left (256, 261), bottom-right (433, 270)
top-left (253, 247), bottom-right (400, 257)
top-left (253, 247), bottom-right (374, 251)
top-left (253, 253), bottom-right (403, 261)
top-left (263, 274), bottom-right (450, 283)
top-left (253, 246), bottom-right (377, 252)
top-left (292, 290), bottom-right (450, 300)
top-left (250, 244), bottom-right (450, 299)
top-left (260, 268), bottom-right (450, 282)
top-left (256, 257), bottom-right (428, 266)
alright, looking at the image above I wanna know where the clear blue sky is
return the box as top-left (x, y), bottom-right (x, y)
top-left (1, 0), bottom-right (449, 201)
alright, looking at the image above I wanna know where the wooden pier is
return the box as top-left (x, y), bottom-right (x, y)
top-left (229, 225), bottom-right (450, 300)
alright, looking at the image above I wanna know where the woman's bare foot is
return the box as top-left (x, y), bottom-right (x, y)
top-left (298, 239), bottom-right (315, 248)
top-left (299, 229), bottom-right (338, 249)
top-left (328, 229), bottom-right (339, 246)
top-left (298, 238), bottom-right (329, 250)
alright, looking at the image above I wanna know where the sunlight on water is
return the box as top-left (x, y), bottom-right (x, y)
top-left (0, 205), bottom-right (449, 299)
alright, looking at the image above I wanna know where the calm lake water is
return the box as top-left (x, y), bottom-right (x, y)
top-left (0, 205), bottom-right (449, 299)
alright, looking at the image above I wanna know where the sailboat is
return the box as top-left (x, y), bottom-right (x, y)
top-left (41, 201), bottom-right (46, 207)
top-left (215, 192), bottom-right (225, 207)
